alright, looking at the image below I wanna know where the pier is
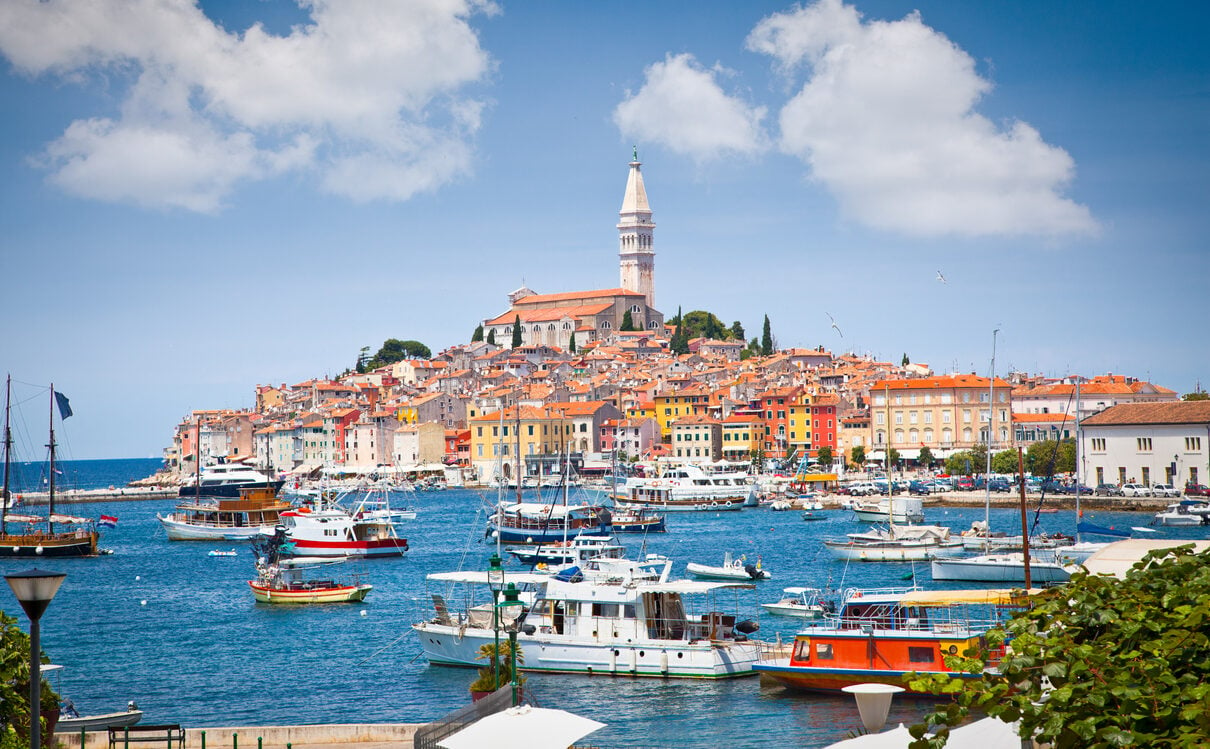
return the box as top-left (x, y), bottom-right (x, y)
top-left (14, 486), bottom-right (177, 505)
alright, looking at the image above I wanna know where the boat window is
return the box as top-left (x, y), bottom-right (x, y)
top-left (592, 603), bottom-right (620, 618)
top-left (814, 642), bottom-right (834, 660)
top-left (908, 646), bottom-right (935, 664)
top-left (793, 639), bottom-right (811, 661)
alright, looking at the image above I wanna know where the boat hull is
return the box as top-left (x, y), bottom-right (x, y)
top-left (930, 555), bottom-right (1071, 582)
top-left (285, 538), bottom-right (408, 558)
top-left (760, 603), bottom-right (823, 619)
top-left (412, 622), bottom-right (759, 679)
top-left (0, 532), bottom-right (98, 557)
top-left (249, 580), bottom-right (372, 604)
top-left (754, 661), bottom-right (979, 695)
top-left (614, 498), bottom-right (744, 512)
top-left (823, 540), bottom-right (964, 562)
top-left (57, 710), bottom-right (143, 732)
top-left (158, 516), bottom-right (276, 541)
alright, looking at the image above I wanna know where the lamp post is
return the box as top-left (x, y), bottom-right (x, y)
top-left (486, 553), bottom-right (505, 691)
top-left (5, 569), bottom-right (66, 749)
top-left (498, 583), bottom-right (525, 706)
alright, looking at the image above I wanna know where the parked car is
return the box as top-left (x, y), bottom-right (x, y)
top-left (1094, 483), bottom-right (1122, 497)
top-left (987, 478), bottom-right (1012, 493)
top-left (1121, 483), bottom-right (1152, 498)
top-left (1151, 483), bottom-right (1181, 498)
top-left (956, 476), bottom-right (975, 491)
top-left (1186, 483), bottom-right (1210, 498)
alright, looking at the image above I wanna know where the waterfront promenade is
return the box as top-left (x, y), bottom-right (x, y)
top-left (58, 725), bottom-right (422, 749)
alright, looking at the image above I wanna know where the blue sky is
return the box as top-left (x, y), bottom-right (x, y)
top-left (1, 0), bottom-right (1207, 459)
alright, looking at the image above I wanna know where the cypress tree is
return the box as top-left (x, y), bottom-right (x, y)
top-left (511, 314), bottom-right (522, 348)
top-left (472, 324), bottom-right (484, 342)
top-left (487, 329), bottom-right (496, 345)
top-left (621, 310), bottom-right (635, 331)
top-left (569, 332), bottom-right (577, 353)
top-left (761, 315), bottom-right (773, 356)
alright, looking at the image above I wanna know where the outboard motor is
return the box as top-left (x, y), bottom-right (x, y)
top-left (735, 619), bottom-right (760, 635)
top-left (744, 564), bottom-right (762, 580)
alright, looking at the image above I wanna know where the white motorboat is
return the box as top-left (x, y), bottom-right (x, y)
top-left (686, 551), bottom-right (771, 581)
top-left (1153, 502), bottom-right (1206, 527)
top-left (507, 535), bottom-right (627, 567)
top-left (760, 587), bottom-right (830, 618)
top-left (413, 560), bottom-right (762, 679)
top-left (277, 505), bottom-right (408, 558)
top-left (850, 497), bottom-right (924, 524)
top-left (45, 665), bottom-right (143, 732)
top-left (823, 524), bottom-right (964, 562)
top-left (618, 464), bottom-right (753, 512)
top-left (930, 551), bottom-right (1074, 583)
top-left (177, 461), bottom-right (284, 498)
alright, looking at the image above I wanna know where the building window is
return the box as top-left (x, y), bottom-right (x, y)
top-left (1137, 437), bottom-right (1153, 452)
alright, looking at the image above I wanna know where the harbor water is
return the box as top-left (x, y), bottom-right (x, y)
top-left (1, 460), bottom-right (1201, 747)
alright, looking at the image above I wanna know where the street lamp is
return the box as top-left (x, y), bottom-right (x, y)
top-left (5, 569), bottom-right (66, 749)
top-left (498, 583), bottom-right (527, 707)
top-left (486, 553), bottom-right (505, 691)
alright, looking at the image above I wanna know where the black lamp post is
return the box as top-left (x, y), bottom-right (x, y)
top-left (498, 583), bottom-right (525, 706)
top-left (486, 553), bottom-right (504, 690)
top-left (5, 569), bottom-right (66, 749)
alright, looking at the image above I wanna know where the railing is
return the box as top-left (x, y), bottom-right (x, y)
top-left (413, 687), bottom-right (516, 749)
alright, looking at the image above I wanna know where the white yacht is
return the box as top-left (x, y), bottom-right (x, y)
top-left (618, 464), bottom-right (754, 512)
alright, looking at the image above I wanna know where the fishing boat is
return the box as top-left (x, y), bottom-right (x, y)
top-left (0, 378), bottom-right (99, 557)
top-left (760, 587), bottom-right (831, 619)
top-left (752, 587), bottom-right (1030, 693)
top-left (608, 507), bottom-right (667, 533)
top-left (45, 665), bottom-right (143, 731)
top-left (413, 558), bottom-right (762, 679)
top-left (617, 463), bottom-right (753, 512)
top-left (157, 486), bottom-right (293, 541)
top-left (248, 530), bottom-right (371, 603)
top-left (823, 524), bottom-right (963, 562)
top-left (686, 551), bottom-right (771, 581)
top-left (277, 502), bottom-right (409, 558)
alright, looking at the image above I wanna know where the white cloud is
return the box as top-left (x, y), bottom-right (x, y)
top-left (0, 0), bottom-right (496, 212)
top-left (747, 0), bottom-right (1097, 237)
top-left (614, 53), bottom-right (768, 162)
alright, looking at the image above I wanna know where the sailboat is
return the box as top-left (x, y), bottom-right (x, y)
top-left (0, 377), bottom-right (99, 557)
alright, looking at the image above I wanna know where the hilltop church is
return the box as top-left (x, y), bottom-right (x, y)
top-left (481, 152), bottom-right (665, 348)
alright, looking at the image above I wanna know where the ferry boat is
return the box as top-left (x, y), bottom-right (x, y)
top-left (157, 486), bottom-right (293, 541)
top-left (487, 502), bottom-right (612, 545)
top-left (753, 587), bottom-right (1030, 693)
top-left (617, 464), bottom-right (754, 512)
top-left (413, 557), bottom-right (762, 679)
top-left (178, 462), bottom-right (285, 499)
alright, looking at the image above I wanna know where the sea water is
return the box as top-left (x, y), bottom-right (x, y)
top-left (0, 460), bottom-right (1196, 748)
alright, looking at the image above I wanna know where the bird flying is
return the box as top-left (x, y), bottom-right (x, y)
top-left (936, 270), bottom-right (947, 284)
top-left (826, 312), bottom-right (843, 338)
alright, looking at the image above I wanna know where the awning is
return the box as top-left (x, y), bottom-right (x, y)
top-left (286, 463), bottom-right (322, 476)
top-left (899, 588), bottom-right (1040, 607)
top-left (438, 706), bottom-right (605, 749)
top-left (1082, 539), bottom-right (1210, 579)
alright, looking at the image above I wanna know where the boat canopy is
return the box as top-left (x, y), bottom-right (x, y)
top-left (425, 570), bottom-right (554, 585)
top-left (898, 589), bottom-right (1040, 607)
top-left (632, 580), bottom-right (757, 594)
top-left (499, 502), bottom-right (602, 517)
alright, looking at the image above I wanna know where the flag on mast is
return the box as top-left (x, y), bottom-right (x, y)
top-left (55, 391), bottom-right (73, 419)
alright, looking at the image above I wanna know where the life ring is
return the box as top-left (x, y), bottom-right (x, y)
top-left (710, 501), bottom-right (718, 508)
top-left (722, 501), bottom-right (733, 507)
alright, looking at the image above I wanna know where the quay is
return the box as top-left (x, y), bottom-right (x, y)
top-left (16, 486), bottom-right (177, 504)
top-left (57, 724), bottom-right (423, 749)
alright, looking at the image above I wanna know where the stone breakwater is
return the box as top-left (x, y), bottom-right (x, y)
top-left (15, 486), bottom-right (177, 504)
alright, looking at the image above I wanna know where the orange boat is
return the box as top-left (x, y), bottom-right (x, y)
top-left (753, 587), bottom-right (1032, 694)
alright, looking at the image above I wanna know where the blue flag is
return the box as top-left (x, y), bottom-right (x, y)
top-left (55, 391), bottom-right (73, 420)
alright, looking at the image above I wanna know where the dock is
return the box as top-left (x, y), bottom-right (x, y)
top-left (15, 486), bottom-right (178, 505)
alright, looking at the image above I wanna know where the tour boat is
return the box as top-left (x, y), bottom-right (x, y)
top-left (487, 501), bottom-right (612, 545)
top-left (617, 464), bottom-right (753, 512)
top-left (158, 486), bottom-right (293, 541)
top-left (608, 507), bottom-right (667, 533)
top-left (760, 587), bottom-right (831, 619)
top-left (686, 551), bottom-right (771, 581)
top-left (413, 558), bottom-right (762, 679)
top-left (753, 587), bottom-right (1030, 693)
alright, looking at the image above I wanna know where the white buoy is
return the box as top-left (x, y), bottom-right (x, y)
top-left (135, 576), bottom-right (141, 581)
top-left (360, 610), bottom-right (367, 616)
top-left (140, 600), bottom-right (147, 606)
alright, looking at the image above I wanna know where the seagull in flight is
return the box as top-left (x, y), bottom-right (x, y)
top-left (826, 312), bottom-right (843, 338)
top-left (936, 270), bottom-right (948, 284)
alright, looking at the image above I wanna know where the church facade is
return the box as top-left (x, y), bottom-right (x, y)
top-left (482, 153), bottom-right (665, 349)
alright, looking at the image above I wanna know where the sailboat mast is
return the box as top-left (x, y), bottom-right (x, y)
top-left (984, 329), bottom-right (999, 550)
top-left (194, 416), bottom-right (201, 497)
top-left (1, 375), bottom-right (10, 535)
top-left (48, 383), bottom-right (57, 534)
top-left (1075, 377), bottom-right (1082, 542)
top-left (514, 403), bottom-right (522, 505)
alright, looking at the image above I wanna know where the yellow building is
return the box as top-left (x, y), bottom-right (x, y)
top-left (653, 385), bottom-right (711, 440)
top-left (469, 406), bottom-right (568, 482)
top-left (785, 393), bottom-right (814, 461)
top-left (870, 375), bottom-right (1013, 463)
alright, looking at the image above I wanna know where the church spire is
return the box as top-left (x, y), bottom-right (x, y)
top-left (618, 148), bottom-right (655, 308)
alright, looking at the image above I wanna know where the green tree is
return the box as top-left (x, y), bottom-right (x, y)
top-left (918, 445), bottom-right (933, 469)
top-left (991, 448), bottom-right (1020, 475)
top-left (669, 306), bottom-right (689, 354)
top-left (511, 315), bottom-right (522, 348)
top-left (902, 353), bottom-right (910, 366)
top-left (364, 338), bottom-right (431, 369)
top-left (1, 612), bottom-right (59, 745)
top-left (568, 332), bottom-right (577, 353)
top-left (888, 446), bottom-right (901, 469)
top-left (1182, 389), bottom-right (1209, 401)
top-left (486, 328), bottom-right (496, 345)
top-left (946, 450), bottom-right (975, 476)
top-left (815, 446), bottom-right (834, 467)
top-left (1026, 439), bottom-right (1076, 476)
top-left (730, 321), bottom-right (746, 340)
top-left (760, 315), bottom-right (773, 356)
top-left (850, 445), bottom-right (866, 468)
top-left (355, 345), bottom-right (371, 374)
top-left (620, 310), bottom-right (635, 331)
top-left (471, 324), bottom-right (484, 343)
top-left (908, 547), bottom-right (1210, 749)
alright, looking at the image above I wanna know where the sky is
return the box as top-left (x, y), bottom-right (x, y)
top-left (1, 0), bottom-right (1207, 460)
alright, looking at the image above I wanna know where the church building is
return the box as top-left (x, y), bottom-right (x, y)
top-left (481, 152), bottom-right (665, 348)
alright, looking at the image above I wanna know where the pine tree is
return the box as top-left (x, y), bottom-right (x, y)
top-left (621, 310), bottom-right (635, 331)
top-left (569, 332), bottom-right (577, 353)
top-left (760, 315), bottom-right (773, 356)
top-left (511, 315), bottom-right (522, 348)
top-left (471, 324), bottom-right (484, 343)
top-left (487, 329), bottom-right (496, 345)
top-left (902, 353), bottom-right (910, 366)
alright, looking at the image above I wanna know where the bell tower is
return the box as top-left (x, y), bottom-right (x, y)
top-left (618, 147), bottom-right (655, 309)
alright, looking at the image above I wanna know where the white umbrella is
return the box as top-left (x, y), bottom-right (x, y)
top-left (438, 706), bottom-right (606, 749)
top-left (823, 723), bottom-right (913, 748)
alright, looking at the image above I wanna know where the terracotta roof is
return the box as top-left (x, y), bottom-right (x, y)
top-left (485, 303), bottom-right (613, 326)
top-left (1012, 413), bottom-right (1071, 423)
top-left (1081, 401), bottom-right (1210, 427)
top-left (513, 288), bottom-right (642, 305)
top-left (871, 375), bottom-right (1010, 390)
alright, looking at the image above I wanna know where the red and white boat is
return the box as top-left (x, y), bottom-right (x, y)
top-left (277, 505), bottom-right (408, 558)
top-left (248, 559), bottom-right (372, 604)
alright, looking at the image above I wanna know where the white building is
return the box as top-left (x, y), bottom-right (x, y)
top-left (1080, 401), bottom-right (1210, 488)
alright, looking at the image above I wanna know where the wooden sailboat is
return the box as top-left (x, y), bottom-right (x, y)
top-left (0, 377), bottom-right (99, 557)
